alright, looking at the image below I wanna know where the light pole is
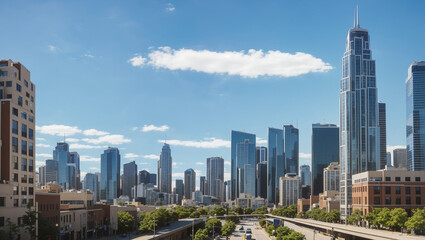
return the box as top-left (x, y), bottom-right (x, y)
top-left (212, 214), bottom-right (216, 240)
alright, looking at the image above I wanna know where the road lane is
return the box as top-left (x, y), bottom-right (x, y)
top-left (230, 219), bottom-right (270, 240)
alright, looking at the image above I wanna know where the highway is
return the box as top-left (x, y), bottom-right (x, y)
top-left (283, 221), bottom-right (332, 240)
top-left (230, 219), bottom-right (270, 240)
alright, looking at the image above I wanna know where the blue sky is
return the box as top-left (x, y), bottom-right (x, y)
top-left (2, 0), bottom-right (425, 188)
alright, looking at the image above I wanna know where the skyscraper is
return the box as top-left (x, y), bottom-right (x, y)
top-left (231, 130), bottom-right (256, 200)
top-left (236, 139), bottom-right (256, 197)
top-left (256, 146), bottom-right (267, 164)
top-left (54, 142), bottom-right (70, 190)
top-left (69, 152), bottom-right (81, 189)
top-left (158, 143), bottom-right (172, 193)
top-left (267, 127), bottom-right (284, 204)
top-left (39, 165), bottom-right (46, 186)
top-left (139, 170), bottom-right (150, 184)
top-left (84, 173), bottom-right (99, 202)
top-left (311, 124), bottom-right (339, 196)
top-left (379, 103), bottom-right (387, 169)
top-left (200, 176), bottom-right (207, 195)
top-left (406, 61), bottom-right (425, 171)
top-left (207, 157), bottom-right (224, 201)
top-left (184, 168), bottom-right (196, 199)
top-left (340, 11), bottom-right (380, 220)
top-left (175, 179), bottom-right (184, 205)
top-left (279, 175), bottom-right (300, 207)
top-left (149, 173), bottom-right (157, 185)
top-left (100, 147), bottom-right (121, 203)
top-left (123, 161), bottom-right (137, 199)
top-left (45, 159), bottom-right (58, 183)
top-left (256, 161), bottom-right (267, 199)
top-left (393, 148), bottom-right (407, 169)
top-left (323, 162), bottom-right (340, 192)
top-left (284, 125), bottom-right (299, 175)
top-left (300, 165), bottom-right (311, 186)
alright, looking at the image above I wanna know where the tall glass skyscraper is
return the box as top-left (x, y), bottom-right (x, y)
top-left (311, 124), bottom-right (339, 196)
top-left (184, 168), bottom-right (196, 199)
top-left (379, 103), bottom-right (387, 169)
top-left (407, 62), bottom-right (425, 171)
top-left (231, 130), bottom-right (256, 200)
top-left (284, 125), bottom-right (299, 175)
top-left (267, 127), bottom-right (284, 204)
top-left (100, 147), bottom-right (121, 203)
top-left (69, 152), bottom-right (80, 189)
top-left (84, 173), bottom-right (99, 202)
top-left (340, 12), bottom-right (380, 220)
top-left (54, 142), bottom-right (70, 190)
top-left (45, 159), bottom-right (58, 183)
top-left (300, 165), bottom-right (311, 186)
top-left (207, 157), bottom-right (224, 201)
top-left (236, 139), bottom-right (256, 197)
top-left (158, 143), bottom-right (172, 193)
top-left (123, 161), bottom-right (137, 199)
top-left (256, 146), bottom-right (267, 164)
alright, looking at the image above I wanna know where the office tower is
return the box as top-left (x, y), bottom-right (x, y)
top-left (200, 176), bottom-right (207, 195)
top-left (54, 142), bottom-right (70, 190)
top-left (393, 148), bottom-right (407, 169)
top-left (139, 169), bottom-right (150, 184)
top-left (207, 157), bottom-right (224, 201)
top-left (267, 127), bottom-right (284, 204)
top-left (0, 59), bottom-right (36, 228)
top-left (184, 168), bottom-right (196, 199)
top-left (39, 165), bottom-right (46, 186)
top-left (256, 162), bottom-right (267, 199)
top-left (323, 162), bottom-right (340, 192)
top-left (284, 125), bottom-right (299, 175)
top-left (386, 152), bottom-right (391, 166)
top-left (66, 163), bottom-right (77, 190)
top-left (45, 159), bottom-right (58, 183)
top-left (256, 146), bottom-right (267, 164)
top-left (123, 161), bottom-right (137, 199)
top-left (407, 61), bottom-right (425, 171)
top-left (225, 180), bottom-right (231, 201)
top-left (95, 172), bottom-right (101, 201)
top-left (69, 152), bottom-right (81, 189)
top-left (158, 143), bottom-right (172, 193)
top-left (379, 103), bottom-right (387, 169)
top-left (149, 173), bottom-right (157, 185)
top-left (340, 12), bottom-right (380, 221)
top-left (311, 124), bottom-right (339, 196)
top-left (236, 139), bottom-right (256, 197)
top-left (175, 179), bottom-right (184, 205)
top-left (100, 147), bottom-right (121, 203)
top-left (84, 173), bottom-right (99, 202)
top-left (231, 130), bottom-right (256, 200)
top-left (300, 165), bottom-right (311, 186)
top-left (279, 175), bottom-right (300, 206)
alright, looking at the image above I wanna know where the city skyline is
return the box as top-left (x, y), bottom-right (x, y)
top-left (4, 1), bottom-right (424, 188)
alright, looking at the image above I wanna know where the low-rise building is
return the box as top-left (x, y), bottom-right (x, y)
top-left (297, 199), bottom-right (310, 213)
top-left (279, 175), bottom-right (300, 206)
top-left (318, 190), bottom-right (340, 212)
top-left (35, 191), bottom-right (60, 232)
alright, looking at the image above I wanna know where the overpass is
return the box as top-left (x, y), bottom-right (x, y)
top-left (133, 218), bottom-right (205, 240)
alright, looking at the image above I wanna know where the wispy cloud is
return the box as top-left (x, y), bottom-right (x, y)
top-left (36, 161), bottom-right (45, 167)
top-left (158, 137), bottom-right (230, 149)
top-left (37, 124), bottom-right (82, 136)
top-left (66, 138), bottom-right (80, 143)
top-left (165, 3), bottom-right (175, 12)
top-left (37, 137), bottom-right (46, 141)
top-left (80, 155), bottom-right (101, 162)
top-left (131, 127), bottom-right (139, 131)
top-left (299, 153), bottom-right (311, 159)
top-left (82, 134), bottom-right (131, 145)
top-left (256, 137), bottom-right (267, 145)
top-left (89, 167), bottom-right (99, 170)
top-left (196, 162), bottom-right (205, 165)
top-left (130, 47), bottom-right (332, 78)
top-left (36, 143), bottom-right (51, 148)
top-left (48, 45), bottom-right (57, 52)
top-left (84, 53), bottom-right (95, 58)
top-left (224, 161), bottom-right (231, 166)
top-left (142, 124), bottom-right (170, 132)
top-left (143, 154), bottom-right (160, 160)
top-left (124, 153), bottom-right (139, 159)
top-left (83, 129), bottom-right (109, 136)
top-left (70, 143), bottom-right (106, 149)
top-left (36, 153), bottom-right (52, 158)
top-left (172, 173), bottom-right (184, 178)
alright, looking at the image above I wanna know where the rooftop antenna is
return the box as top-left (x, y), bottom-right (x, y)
top-left (356, 5), bottom-right (360, 28)
top-left (64, 133), bottom-right (66, 143)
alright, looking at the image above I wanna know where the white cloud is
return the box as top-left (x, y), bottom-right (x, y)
top-left (139, 162), bottom-right (149, 165)
top-left (158, 137), bottom-right (230, 149)
top-left (124, 153), bottom-right (140, 159)
top-left (131, 127), bottom-right (139, 131)
top-left (37, 124), bottom-right (82, 136)
top-left (194, 170), bottom-right (202, 176)
top-left (224, 173), bottom-right (231, 181)
top-left (66, 138), bottom-right (80, 143)
top-left (84, 53), bottom-right (95, 58)
top-left (36, 161), bottom-right (45, 167)
top-left (80, 155), bottom-right (101, 162)
top-left (89, 167), bottom-right (99, 170)
top-left (37, 138), bottom-right (46, 141)
top-left (224, 161), bottom-right (231, 166)
top-left (36, 143), bottom-right (51, 148)
top-left (299, 153), bottom-right (311, 159)
top-left (81, 171), bottom-right (87, 179)
top-left (70, 143), bottom-right (106, 149)
top-left (82, 134), bottom-right (131, 145)
top-left (48, 45), bottom-right (57, 52)
top-left (83, 129), bottom-right (109, 136)
top-left (196, 162), bottom-right (205, 165)
top-left (143, 154), bottom-right (160, 160)
top-left (130, 47), bottom-right (332, 78)
top-left (165, 3), bottom-right (175, 12)
top-left (142, 124), bottom-right (170, 132)
top-left (172, 173), bottom-right (184, 178)
top-left (256, 137), bottom-right (267, 145)
top-left (36, 153), bottom-right (52, 158)
top-left (387, 145), bottom-right (406, 154)
top-left (172, 162), bottom-right (177, 166)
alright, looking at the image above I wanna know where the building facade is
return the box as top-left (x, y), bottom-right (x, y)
top-left (300, 165), bottom-right (311, 186)
top-left (256, 161), bottom-right (267, 199)
top-left (256, 146), bottom-right (267, 164)
top-left (158, 143), bottom-right (172, 193)
top-left (184, 168), bottom-right (196, 199)
top-left (200, 176), bottom-right (207, 195)
top-left (122, 161), bottom-right (137, 199)
top-left (100, 147), bottom-right (120, 204)
top-left (175, 179), bottom-right (184, 205)
top-left (393, 148), bottom-right (407, 169)
top-left (236, 139), bottom-right (256, 197)
top-left (267, 127), bottom-right (284, 204)
top-left (324, 162), bottom-right (340, 192)
top-left (284, 125), bottom-right (299, 175)
top-left (207, 157), bottom-right (224, 201)
top-left (279, 175), bottom-right (300, 207)
top-left (39, 165), bottom-right (46, 186)
top-left (45, 159), bottom-right (58, 184)
top-left (84, 173), bottom-right (99, 203)
top-left (54, 142), bottom-right (70, 190)
top-left (69, 152), bottom-right (81, 190)
top-left (379, 103), bottom-right (387, 169)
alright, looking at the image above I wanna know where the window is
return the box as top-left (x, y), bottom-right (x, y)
top-left (16, 83), bottom-right (21, 92)
top-left (18, 96), bottom-right (22, 106)
top-left (21, 158), bottom-right (27, 171)
top-left (13, 174), bottom-right (18, 182)
top-left (29, 160), bottom-right (33, 172)
top-left (385, 197), bottom-right (391, 205)
top-left (25, 92), bottom-right (29, 98)
top-left (21, 123), bottom-right (27, 137)
top-left (12, 107), bottom-right (18, 116)
top-left (406, 177), bottom-right (411, 182)
top-left (6, 81), bottom-right (12, 87)
top-left (13, 156), bottom-right (18, 169)
top-left (396, 186), bottom-right (401, 194)
top-left (406, 197), bottom-right (411, 205)
top-left (29, 187), bottom-right (33, 195)
top-left (374, 197), bottom-right (381, 204)
top-left (13, 187), bottom-right (18, 195)
top-left (28, 115), bottom-right (34, 123)
top-left (416, 177), bottom-right (421, 182)
top-left (396, 177), bottom-right (401, 182)
top-left (14, 199), bottom-right (18, 207)
top-left (385, 186), bottom-right (391, 194)
top-left (21, 140), bottom-right (27, 155)
top-left (21, 199), bottom-right (27, 207)
top-left (406, 187), bottom-right (411, 195)
top-left (21, 175), bottom-right (27, 183)
top-left (21, 187), bottom-right (27, 196)
top-left (396, 197), bottom-right (401, 205)
top-left (385, 177), bottom-right (391, 181)
top-left (21, 112), bottom-right (26, 119)
top-left (31, 83), bottom-right (33, 91)
top-left (0, 81), bottom-right (3, 86)
top-left (416, 187), bottom-right (421, 194)
top-left (12, 120), bottom-right (18, 134)
top-left (24, 80), bottom-right (28, 87)
top-left (29, 143), bottom-right (33, 157)
top-left (417, 197), bottom-right (422, 205)
top-left (0, 197), bottom-right (5, 207)
top-left (0, 217), bottom-right (4, 227)
top-left (374, 186), bottom-right (380, 194)
top-left (12, 137), bottom-right (18, 153)
top-left (31, 96), bottom-right (34, 102)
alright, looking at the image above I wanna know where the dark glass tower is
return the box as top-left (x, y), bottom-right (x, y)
top-left (284, 125), bottom-right (299, 175)
top-left (267, 128), bottom-right (284, 204)
top-left (379, 103), bottom-right (387, 169)
top-left (100, 147), bottom-right (121, 204)
top-left (123, 161), bottom-right (137, 199)
top-left (158, 143), bottom-right (172, 193)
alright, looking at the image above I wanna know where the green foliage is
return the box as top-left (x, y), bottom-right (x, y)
top-left (330, 210), bottom-right (340, 223)
top-left (190, 211), bottom-right (201, 218)
top-left (22, 206), bottom-right (37, 239)
top-left (266, 225), bottom-right (276, 236)
top-left (406, 208), bottom-right (425, 232)
top-left (206, 218), bottom-right (222, 236)
top-left (376, 208), bottom-right (391, 228)
top-left (281, 231), bottom-right (305, 240)
top-left (221, 220), bottom-right (236, 236)
top-left (266, 225), bottom-right (305, 240)
top-left (303, 208), bottom-right (340, 223)
top-left (210, 206), bottom-right (226, 216)
top-left (0, 218), bottom-right (19, 240)
top-left (387, 208), bottom-right (408, 232)
top-left (347, 209), bottom-right (363, 225)
top-left (259, 219), bottom-right (267, 228)
top-left (233, 206), bottom-right (244, 215)
top-left (365, 208), bottom-right (382, 229)
top-left (244, 207), bottom-right (253, 214)
top-left (252, 206), bottom-right (268, 215)
top-left (38, 216), bottom-right (58, 240)
top-left (138, 207), bottom-right (180, 233)
top-left (272, 205), bottom-right (297, 218)
top-left (194, 229), bottom-right (209, 240)
top-left (118, 211), bottom-right (135, 234)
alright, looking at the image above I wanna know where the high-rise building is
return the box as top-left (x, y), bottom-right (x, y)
top-left (231, 130), bottom-right (256, 200)
top-left (311, 124), bottom-right (339, 196)
top-left (39, 165), bottom-right (46, 186)
top-left (279, 175), bottom-right (300, 206)
top-left (236, 139), bottom-right (256, 197)
top-left (379, 103), bottom-right (387, 169)
top-left (139, 170), bottom-right (150, 184)
top-left (407, 61), bottom-right (425, 171)
top-left (45, 159), bottom-right (58, 183)
top-left (175, 179), bottom-right (184, 205)
top-left (207, 157), bottom-right (224, 201)
top-left (54, 142), bottom-right (70, 190)
top-left (84, 173), bottom-right (99, 202)
top-left (184, 168), bottom-right (196, 199)
top-left (284, 125), bottom-right (299, 175)
top-left (69, 152), bottom-right (81, 189)
top-left (0, 59), bottom-right (36, 230)
top-left (158, 143), bottom-right (172, 193)
top-left (340, 12), bottom-right (380, 220)
top-left (256, 146), bottom-right (267, 164)
top-left (100, 147), bottom-right (121, 204)
top-left (149, 173), bottom-right (157, 185)
top-left (393, 148), bottom-right (407, 169)
top-left (256, 161), bottom-right (267, 199)
top-left (123, 161), bottom-right (137, 199)
top-left (225, 180), bottom-right (231, 201)
top-left (200, 176), bottom-right (207, 195)
top-left (386, 152), bottom-right (391, 166)
top-left (267, 127), bottom-right (284, 204)
top-left (323, 162), bottom-right (340, 192)
top-left (300, 165), bottom-right (311, 186)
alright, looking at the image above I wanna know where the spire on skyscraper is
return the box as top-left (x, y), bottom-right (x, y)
top-left (357, 5), bottom-right (359, 28)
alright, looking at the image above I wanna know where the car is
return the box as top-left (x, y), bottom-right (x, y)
top-left (245, 233), bottom-right (252, 239)
top-left (246, 228), bottom-right (252, 234)
top-left (239, 226), bottom-right (244, 231)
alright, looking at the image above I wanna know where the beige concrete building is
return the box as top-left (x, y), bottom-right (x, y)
top-left (323, 162), bottom-right (340, 192)
top-left (279, 175), bottom-right (300, 206)
top-left (61, 190), bottom-right (94, 210)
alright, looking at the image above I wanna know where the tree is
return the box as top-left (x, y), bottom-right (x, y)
top-left (365, 208), bottom-right (382, 229)
top-left (330, 210), bottom-right (340, 223)
top-left (266, 225), bottom-right (276, 236)
top-left (253, 206), bottom-right (268, 215)
top-left (194, 229), bottom-right (209, 240)
top-left (259, 219), bottom-right (267, 228)
top-left (22, 206), bottom-right (37, 239)
top-left (376, 208), bottom-right (391, 229)
top-left (234, 206), bottom-right (244, 215)
top-left (347, 209), bottom-right (363, 226)
top-left (388, 208), bottom-right (408, 232)
top-left (118, 211), bottom-right (135, 234)
top-left (190, 211), bottom-right (201, 218)
top-left (406, 208), bottom-right (425, 234)
top-left (245, 207), bottom-right (253, 215)
top-left (0, 218), bottom-right (19, 240)
top-left (206, 218), bottom-right (222, 236)
top-left (210, 206), bottom-right (226, 216)
top-left (221, 220), bottom-right (236, 237)
top-left (282, 231), bottom-right (305, 240)
top-left (38, 216), bottom-right (58, 240)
